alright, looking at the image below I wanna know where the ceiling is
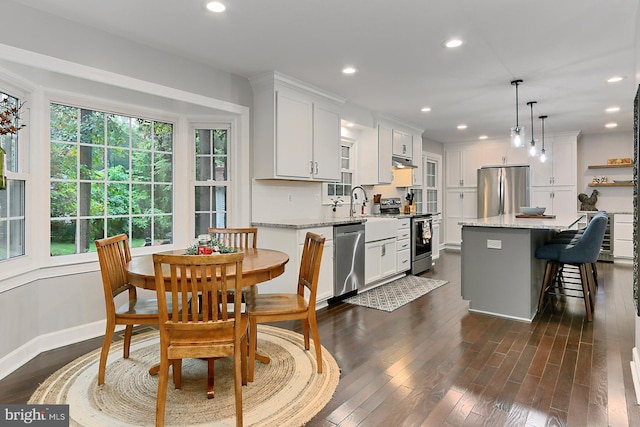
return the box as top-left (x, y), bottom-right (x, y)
top-left (9, 0), bottom-right (640, 144)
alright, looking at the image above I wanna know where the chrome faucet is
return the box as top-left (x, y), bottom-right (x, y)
top-left (349, 186), bottom-right (368, 217)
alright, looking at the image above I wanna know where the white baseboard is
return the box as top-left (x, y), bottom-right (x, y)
top-left (631, 347), bottom-right (640, 405)
top-left (0, 320), bottom-right (123, 381)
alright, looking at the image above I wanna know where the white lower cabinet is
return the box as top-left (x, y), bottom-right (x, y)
top-left (444, 189), bottom-right (477, 246)
top-left (432, 213), bottom-right (441, 260)
top-left (255, 226), bottom-right (334, 303)
top-left (365, 238), bottom-right (397, 284)
top-left (396, 218), bottom-right (411, 273)
top-left (614, 214), bottom-right (633, 259)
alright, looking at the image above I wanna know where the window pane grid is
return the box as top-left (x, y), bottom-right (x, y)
top-left (194, 127), bottom-right (229, 236)
top-left (0, 90), bottom-right (26, 262)
top-left (50, 103), bottom-right (174, 255)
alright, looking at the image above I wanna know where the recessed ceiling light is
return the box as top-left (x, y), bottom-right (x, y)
top-left (444, 39), bottom-right (463, 48)
top-left (607, 76), bottom-right (626, 83)
top-left (457, 124), bottom-right (468, 130)
top-left (421, 107), bottom-right (432, 112)
top-left (342, 67), bottom-right (357, 75)
top-left (206, 1), bottom-right (226, 12)
top-left (605, 106), bottom-right (620, 113)
top-left (605, 122), bottom-right (618, 128)
top-left (479, 135), bottom-right (488, 140)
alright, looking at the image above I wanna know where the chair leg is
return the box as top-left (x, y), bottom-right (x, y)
top-left (538, 261), bottom-right (556, 312)
top-left (123, 324), bottom-right (133, 359)
top-left (98, 322), bottom-right (115, 385)
top-left (591, 262), bottom-right (599, 288)
top-left (155, 357), bottom-right (170, 427)
top-left (173, 360), bottom-right (182, 389)
top-left (302, 318), bottom-right (310, 350)
top-left (234, 344), bottom-right (243, 427)
top-left (248, 317), bottom-right (258, 382)
top-left (308, 311), bottom-right (322, 374)
top-left (241, 335), bottom-right (248, 386)
top-left (207, 358), bottom-right (215, 399)
top-left (579, 264), bottom-right (593, 322)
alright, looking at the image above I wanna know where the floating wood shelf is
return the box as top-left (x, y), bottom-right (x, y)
top-left (588, 182), bottom-right (633, 187)
top-left (588, 164), bottom-right (633, 169)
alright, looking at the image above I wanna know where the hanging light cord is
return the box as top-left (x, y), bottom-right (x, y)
top-left (539, 115), bottom-right (547, 150)
top-left (511, 80), bottom-right (523, 128)
top-left (528, 101), bottom-right (536, 143)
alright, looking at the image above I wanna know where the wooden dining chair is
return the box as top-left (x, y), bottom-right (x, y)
top-left (208, 227), bottom-right (258, 250)
top-left (95, 234), bottom-right (162, 385)
top-left (153, 252), bottom-right (248, 427)
top-left (209, 227), bottom-right (258, 301)
top-left (245, 232), bottom-right (325, 382)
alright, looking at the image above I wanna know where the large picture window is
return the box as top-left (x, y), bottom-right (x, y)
top-left (194, 126), bottom-right (229, 236)
top-left (50, 103), bottom-right (174, 255)
top-left (0, 91), bottom-right (26, 261)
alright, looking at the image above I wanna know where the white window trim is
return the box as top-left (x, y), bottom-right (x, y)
top-left (425, 152), bottom-right (442, 214)
top-left (0, 45), bottom-right (250, 291)
top-left (322, 136), bottom-right (355, 205)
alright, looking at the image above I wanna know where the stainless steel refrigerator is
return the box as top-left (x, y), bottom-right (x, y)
top-left (477, 165), bottom-right (530, 218)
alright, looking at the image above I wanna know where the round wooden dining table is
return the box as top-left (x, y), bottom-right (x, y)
top-left (126, 247), bottom-right (290, 383)
top-left (126, 247), bottom-right (290, 290)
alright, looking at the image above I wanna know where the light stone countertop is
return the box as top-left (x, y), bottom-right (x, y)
top-left (252, 217), bottom-right (367, 229)
top-left (252, 212), bottom-right (438, 230)
top-left (460, 213), bottom-right (586, 231)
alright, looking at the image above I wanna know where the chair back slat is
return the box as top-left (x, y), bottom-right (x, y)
top-left (95, 234), bottom-right (134, 304)
top-left (153, 252), bottom-right (244, 340)
top-left (297, 232), bottom-right (325, 309)
top-left (208, 227), bottom-right (257, 249)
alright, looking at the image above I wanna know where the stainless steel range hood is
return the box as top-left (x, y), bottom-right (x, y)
top-left (392, 156), bottom-right (417, 169)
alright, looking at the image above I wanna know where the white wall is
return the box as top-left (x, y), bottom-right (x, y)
top-left (0, 3), bottom-right (254, 379)
top-left (577, 131), bottom-right (634, 213)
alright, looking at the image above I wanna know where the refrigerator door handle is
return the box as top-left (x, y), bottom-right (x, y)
top-left (498, 169), bottom-right (505, 215)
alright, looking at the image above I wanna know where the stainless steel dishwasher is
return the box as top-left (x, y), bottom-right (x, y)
top-left (330, 222), bottom-right (365, 302)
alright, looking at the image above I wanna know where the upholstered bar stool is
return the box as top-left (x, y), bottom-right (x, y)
top-left (544, 210), bottom-right (606, 289)
top-left (535, 212), bottom-right (608, 321)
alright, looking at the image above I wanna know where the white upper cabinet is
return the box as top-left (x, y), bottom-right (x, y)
top-left (392, 129), bottom-right (413, 159)
top-left (445, 144), bottom-right (483, 188)
top-left (358, 125), bottom-right (393, 185)
top-left (530, 134), bottom-right (577, 187)
top-left (250, 72), bottom-right (344, 181)
top-left (412, 133), bottom-right (423, 186)
top-left (480, 141), bottom-right (530, 166)
top-left (311, 102), bottom-right (341, 181)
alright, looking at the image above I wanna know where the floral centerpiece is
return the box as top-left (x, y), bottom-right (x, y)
top-left (184, 234), bottom-right (241, 255)
top-left (0, 96), bottom-right (26, 136)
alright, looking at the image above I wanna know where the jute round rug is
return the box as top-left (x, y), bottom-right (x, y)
top-left (29, 325), bottom-right (340, 426)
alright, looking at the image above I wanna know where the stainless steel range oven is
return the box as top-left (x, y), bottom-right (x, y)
top-left (411, 214), bottom-right (433, 275)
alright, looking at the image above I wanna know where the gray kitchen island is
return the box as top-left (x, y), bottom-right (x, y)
top-left (460, 213), bottom-right (585, 322)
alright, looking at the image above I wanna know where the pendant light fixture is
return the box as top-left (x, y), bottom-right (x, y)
top-left (510, 79), bottom-right (525, 147)
top-left (538, 115), bottom-right (548, 163)
top-left (526, 101), bottom-right (537, 157)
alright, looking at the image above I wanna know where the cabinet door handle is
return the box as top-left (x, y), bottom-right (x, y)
top-left (315, 161), bottom-right (318, 175)
top-left (310, 161), bottom-right (314, 174)
top-left (382, 244), bottom-right (386, 257)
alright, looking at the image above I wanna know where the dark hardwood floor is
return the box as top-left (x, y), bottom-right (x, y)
top-left (1, 252), bottom-right (639, 426)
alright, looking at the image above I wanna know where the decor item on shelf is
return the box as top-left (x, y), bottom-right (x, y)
top-left (510, 79), bottom-right (525, 147)
top-left (539, 115), bottom-right (548, 163)
top-left (592, 176), bottom-right (600, 184)
top-left (526, 101), bottom-right (537, 157)
top-left (578, 189), bottom-right (599, 211)
top-left (607, 157), bottom-right (632, 165)
top-left (0, 95), bottom-right (26, 191)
